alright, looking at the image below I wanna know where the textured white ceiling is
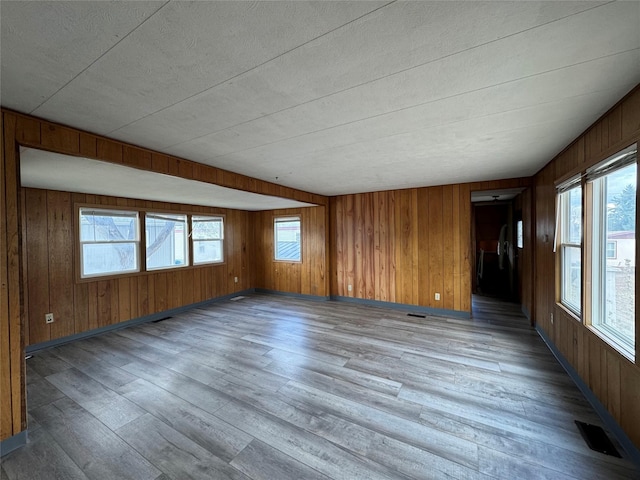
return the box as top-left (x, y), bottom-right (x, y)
top-left (2, 1), bottom-right (639, 196)
top-left (19, 148), bottom-right (315, 211)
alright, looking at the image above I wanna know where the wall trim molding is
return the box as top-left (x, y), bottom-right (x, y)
top-left (330, 295), bottom-right (471, 319)
top-left (0, 431), bottom-right (27, 457)
top-left (536, 326), bottom-right (640, 469)
top-left (26, 289), bottom-right (254, 354)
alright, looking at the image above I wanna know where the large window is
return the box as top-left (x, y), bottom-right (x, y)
top-left (587, 145), bottom-right (636, 359)
top-left (192, 216), bottom-right (224, 264)
top-left (558, 183), bottom-right (582, 315)
top-left (79, 208), bottom-right (140, 278)
top-left (274, 216), bottom-right (301, 261)
top-left (146, 213), bottom-right (188, 270)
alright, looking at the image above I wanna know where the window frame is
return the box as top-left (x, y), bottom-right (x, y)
top-left (584, 146), bottom-right (636, 361)
top-left (78, 207), bottom-right (141, 279)
top-left (144, 212), bottom-right (190, 271)
top-left (191, 215), bottom-right (225, 265)
top-left (274, 216), bottom-right (302, 262)
top-left (76, 204), bottom-right (229, 282)
top-left (557, 182), bottom-right (582, 317)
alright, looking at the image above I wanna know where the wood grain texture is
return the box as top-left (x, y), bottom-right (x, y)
top-left (332, 178), bottom-right (530, 313)
top-left (21, 187), bottom-right (251, 346)
top-left (534, 84), bottom-right (640, 451)
top-left (2, 294), bottom-right (637, 479)
top-left (1, 113), bottom-right (27, 440)
top-left (8, 109), bottom-right (326, 206)
top-left (253, 207), bottom-right (328, 297)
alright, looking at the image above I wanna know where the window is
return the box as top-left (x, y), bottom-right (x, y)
top-left (79, 208), bottom-right (140, 278)
top-left (558, 184), bottom-right (582, 315)
top-left (275, 216), bottom-right (301, 261)
top-left (516, 220), bottom-right (524, 249)
top-left (192, 216), bottom-right (224, 264)
top-left (146, 213), bottom-right (188, 270)
top-left (587, 145), bottom-right (636, 359)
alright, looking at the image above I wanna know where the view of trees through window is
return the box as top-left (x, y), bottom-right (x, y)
top-left (80, 209), bottom-right (139, 277)
top-left (597, 162), bottom-right (636, 346)
top-left (146, 213), bottom-right (188, 270)
top-left (192, 216), bottom-right (223, 264)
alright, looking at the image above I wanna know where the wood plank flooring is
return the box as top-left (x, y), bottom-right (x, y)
top-left (2, 294), bottom-right (639, 479)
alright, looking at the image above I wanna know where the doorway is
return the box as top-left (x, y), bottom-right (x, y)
top-left (471, 189), bottom-right (523, 302)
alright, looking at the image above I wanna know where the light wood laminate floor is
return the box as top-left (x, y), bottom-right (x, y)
top-left (2, 294), bottom-right (638, 479)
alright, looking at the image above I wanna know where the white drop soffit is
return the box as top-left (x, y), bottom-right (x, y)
top-left (19, 148), bottom-right (315, 211)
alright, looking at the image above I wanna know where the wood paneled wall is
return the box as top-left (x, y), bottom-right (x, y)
top-left (22, 188), bottom-right (252, 346)
top-left (331, 178), bottom-right (531, 313)
top-left (1, 109), bottom-right (328, 444)
top-left (253, 207), bottom-right (329, 297)
top-left (533, 85), bottom-right (640, 448)
top-left (515, 188), bottom-right (534, 318)
top-left (4, 109), bottom-right (326, 207)
top-left (1, 111), bottom-right (26, 441)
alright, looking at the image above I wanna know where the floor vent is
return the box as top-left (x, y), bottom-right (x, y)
top-left (152, 316), bottom-right (172, 323)
top-left (230, 296), bottom-right (246, 301)
top-left (575, 421), bottom-right (621, 457)
top-left (407, 313), bottom-right (426, 318)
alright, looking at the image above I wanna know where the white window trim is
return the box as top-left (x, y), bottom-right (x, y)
top-left (79, 208), bottom-right (140, 279)
top-left (274, 216), bottom-right (302, 262)
top-left (192, 215), bottom-right (225, 265)
top-left (145, 212), bottom-right (190, 271)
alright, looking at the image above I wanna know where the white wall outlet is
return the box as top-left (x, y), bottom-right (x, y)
top-left (550, 312), bottom-right (554, 324)
top-left (435, 293), bottom-right (441, 301)
top-left (234, 276), bottom-right (238, 283)
top-left (45, 313), bottom-right (54, 324)
top-left (348, 284), bottom-right (352, 292)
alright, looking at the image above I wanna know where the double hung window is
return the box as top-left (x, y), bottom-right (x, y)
top-left (79, 208), bottom-right (140, 278)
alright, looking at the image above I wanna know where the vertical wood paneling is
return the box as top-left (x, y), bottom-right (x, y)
top-left (97, 138), bottom-right (123, 164)
top-left (428, 187), bottom-right (444, 307)
top-left (332, 180), bottom-right (522, 312)
top-left (534, 84), bottom-right (640, 450)
top-left (417, 189), bottom-right (430, 307)
top-left (253, 206), bottom-right (328, 297)
top-left (21, 189), bottom-right (252, 345)
top-left (25, 189), bottom-right (50, 344)
top-left (40, 122), bottom-right (79, 153)
top-left (4, 109), bottom-right (318, 443)
top-left (442, 185), bottom-right (454, 310)
top-left (47, 191), bottom-right (75, 339)
top-left (459, 184), bottom-right (472, 312)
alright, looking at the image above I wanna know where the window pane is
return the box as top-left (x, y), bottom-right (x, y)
top-left (563, 188), bottom-right (582, 244)
top-left (516, 220), bottom-right (523, 249)
top-left (561, 245), bottom-right (581, 313)
top-left (82, 243), bottom-right (137, 277)
top-left (192, 216), bottom-right (223, 240)
top-left (80, 210), bottom-right (137, 242)
top-left (146, 213), bottom-right (188, 270)
top-left (593, 162), bottom-right (635, 353)
top-left (275, 218), bottom-right (301, 261)
top-left (194, 239), bottom-right (223, 264)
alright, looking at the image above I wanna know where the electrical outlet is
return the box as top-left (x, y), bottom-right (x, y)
top-left (234, 276), bottom-right (238, 283)
top-left (348, 284), bottom-right (352, 292)
top-left (550, 312), bottom-right (554, 325)
top-left (435, 293), bottom-right (441, 301)
top-left (45, 313), bottom-right (54, 324)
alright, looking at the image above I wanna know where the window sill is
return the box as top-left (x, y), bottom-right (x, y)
top-left (556, 302), bottom-right (582, 323)
top-left (586, 324), bottom-right (635, 364)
